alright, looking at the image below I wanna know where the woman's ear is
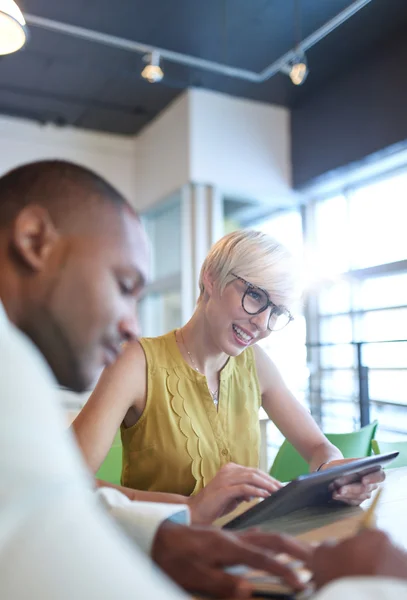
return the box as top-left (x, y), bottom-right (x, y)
top-left (202, 270), bottom-right (215, 297)
top-left (11, 205), bottom-right (59, 271)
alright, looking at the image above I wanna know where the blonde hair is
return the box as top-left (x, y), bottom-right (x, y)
top-left (198, 229), bottom-right (298, 307)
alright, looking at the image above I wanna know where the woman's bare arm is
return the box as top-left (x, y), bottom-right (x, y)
top-left (253, 344), bottom-right (342, 471)
top-left (95, 479), bottom-right (189, 505)
top-left (72, 341), bottom-right (147, 473)
top-left (254, 345), bottom-right (384, 504)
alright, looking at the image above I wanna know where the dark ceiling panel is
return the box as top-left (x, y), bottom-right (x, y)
top-left (293, 0), bottom-right (407, 105)
top-left (99, 75), bottom-right (181, 113)
top-left (0, 0), bottom-right (406, 135)
top-left (0, 88), bottom-right (84, 124)
top-left (75, 105), bottom-right (152, 135)
top-left (21, 0), bottom-right (353, 67)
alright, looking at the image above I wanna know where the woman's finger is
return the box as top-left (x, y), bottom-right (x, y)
top-left (362, 470), bottom-right (385, 485)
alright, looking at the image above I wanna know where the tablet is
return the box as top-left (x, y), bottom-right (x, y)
top-left (223, 451), bottom-right (399, 530)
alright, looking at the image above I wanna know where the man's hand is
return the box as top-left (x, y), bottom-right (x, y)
top-left (321, 459), bottom-right (385, 506)
top-left (152, 521), bottom-right (312, 598)
top-left (310, 530), bottom-right (407, 589)
top-left (188, 462), bottom-right (282, 524)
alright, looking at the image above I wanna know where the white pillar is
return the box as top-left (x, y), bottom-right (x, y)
top-left (181, 183), bottom-right (224, 321)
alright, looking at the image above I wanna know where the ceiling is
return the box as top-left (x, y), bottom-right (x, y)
top-left (1, 0), bottom-right (407, 135)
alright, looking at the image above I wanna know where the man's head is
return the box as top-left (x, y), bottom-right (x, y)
top-left (0, 160), bottom-right (149, 392)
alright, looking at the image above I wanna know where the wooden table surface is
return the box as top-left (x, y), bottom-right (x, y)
top-left (214, 466), bottom-right (407, 599)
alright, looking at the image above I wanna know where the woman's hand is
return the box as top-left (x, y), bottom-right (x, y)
top-left (320, 458), bottom-right (385, 505)
top-left (188, 462), bottom-right (282, 524)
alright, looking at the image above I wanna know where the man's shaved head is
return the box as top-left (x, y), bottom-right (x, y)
top-left (0, 159), bottom-right (136, 230)
top-left (0, 160), bottom-right (149, 392)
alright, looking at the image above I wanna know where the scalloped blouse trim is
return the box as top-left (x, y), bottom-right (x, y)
top-left (166, 369), bottom-right (208, 493)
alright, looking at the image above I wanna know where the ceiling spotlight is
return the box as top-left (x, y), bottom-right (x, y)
top-left (0, 0), bottom-right (28, 55)
top-left (141, 51), bottom-right (164, 83)
top-left (289, 53), bottom-right (308, 86)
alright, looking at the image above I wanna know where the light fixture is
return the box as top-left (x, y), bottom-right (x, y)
top-left (283, 0), bottom-right (308, 86)
top-left (141, 51), bottom-right (164, 83)
top-left (0, 0), bottom-right (28, 55)
top-left (289, 52), bottom-right (308, 85)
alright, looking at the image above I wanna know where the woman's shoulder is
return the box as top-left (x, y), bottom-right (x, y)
top-left (251, 343), bottom-right (278, 374)
top-left (229, 346), bottom-right (260, 385)
top-left (234, 345), bottom-right (277, 387)
top-left (140, 330), bottom-right (175, 353)
top-left (251, 344), bottom-right (283, 395)
top-left (110, 339), bottom-right (146, 378)
top-left (140, 329), bottom-right (172, 345)
top-left (139, 330), bottom-right (180, 369)
top-left (233, 344), bottom-right (258, 369)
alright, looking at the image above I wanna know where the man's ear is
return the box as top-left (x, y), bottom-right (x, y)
top-left (11, 205), bottom-right (60, 271)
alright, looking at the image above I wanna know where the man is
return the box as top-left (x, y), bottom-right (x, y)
top-left (0, 160), bottom-right (310, 599)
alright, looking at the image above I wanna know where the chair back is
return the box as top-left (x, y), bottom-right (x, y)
top-left (269, 420), bottom-right (378, 482)
top-left (96, 431), bottom-right (122, 486)
top-left (371, 438), bottom-right (407, 469)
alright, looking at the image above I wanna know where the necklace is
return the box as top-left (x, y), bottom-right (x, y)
top-left (178, 328), bottom-right (219, 407)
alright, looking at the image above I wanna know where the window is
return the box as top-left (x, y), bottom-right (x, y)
top-left (314, 195), bottom-right (350, 275)
top-left (142, 197), bottom-right (181, 281)
top-left (140, 194), bottom-right (182, 337)
top-left (348, 171), bottom-right (407, 269)
top-left (308, 167), bottom-right (407, 440)
top-left (139, 290), bottom-right (181, 338)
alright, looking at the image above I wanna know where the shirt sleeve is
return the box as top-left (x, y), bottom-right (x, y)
top-left (0, 308), bottom-right (187, 600)
top-left (97, 487), bottom-right (190, 554)
top-left (314, 577), bottom-right (407, 600)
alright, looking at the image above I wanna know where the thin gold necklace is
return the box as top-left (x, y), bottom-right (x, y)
top-left (178, 328), bottom-right (219, 407)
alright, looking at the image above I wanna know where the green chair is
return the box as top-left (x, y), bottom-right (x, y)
top-left (371, 439), bottom-right (407, 469)
top-left (269, 420), bottom-right (378, 482)
top-left (96, 431), bottom-right (123, 486)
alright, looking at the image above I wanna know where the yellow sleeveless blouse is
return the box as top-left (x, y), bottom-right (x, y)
top-left (121, 330), bottom-right (262, 496)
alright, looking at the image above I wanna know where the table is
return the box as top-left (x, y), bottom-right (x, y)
top-left (363, 466), bottom-right (407, 550)
top-left (294, 467), bottom-right (407, 549)
top-left (215, 467), bottom-right (407, 598)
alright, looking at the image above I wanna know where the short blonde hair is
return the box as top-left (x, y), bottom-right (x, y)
top-left (198, 229), bottom-right (297, 307)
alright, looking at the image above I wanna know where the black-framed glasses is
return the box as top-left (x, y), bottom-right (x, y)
top-left (231, 273), bottom-right (294, 331)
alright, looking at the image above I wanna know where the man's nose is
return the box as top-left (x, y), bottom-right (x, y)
top-left (119, 312), bottom-right (141, 342)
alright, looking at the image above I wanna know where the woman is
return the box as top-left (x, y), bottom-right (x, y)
top-left (73, 230), bottom-right (382, 521)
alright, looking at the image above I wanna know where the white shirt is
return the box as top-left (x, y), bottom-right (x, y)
top-left (316, 577), bottom-right (407, 599)
top-left (0, 301), bottom-right (188, 599)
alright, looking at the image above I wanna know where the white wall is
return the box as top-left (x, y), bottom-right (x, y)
top-left (135, 88), bottom-right (294, 210)
top-left (135, 94), bottom-right (190, 211)
top-left (188, 88), bottom-right (294, 207)
top-left (0, 90), bottom-right (294, 214)
top-left (0, 116), bottom-right (138, 205)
